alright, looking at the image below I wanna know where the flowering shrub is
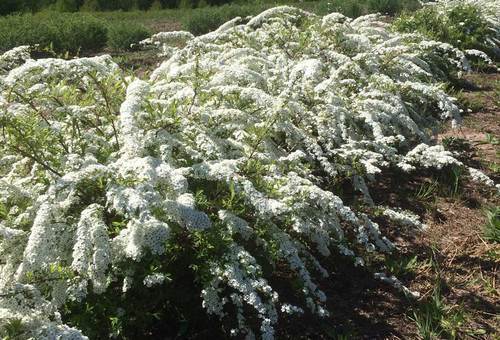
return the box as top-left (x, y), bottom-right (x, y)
top-left (394, 0), bottom-right (500, 63)
top-left (0, 6), bottom-right (498, 339)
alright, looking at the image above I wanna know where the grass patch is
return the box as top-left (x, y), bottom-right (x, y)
top-left (453, 91), bottom-right (485, 113)
top-left (411, 285), bottom-right (466, 340)
top-left (385, 254), bottom-right (430, 278)
top-left (410, 251), bottom-right (467, 340)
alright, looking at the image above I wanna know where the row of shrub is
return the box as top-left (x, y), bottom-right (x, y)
top-left (2, 0), bottom-right (425, 16)
top-left (1, 0), bottom-right (237, 15)
top-left (181, 0), bottom-right (423, 35)
top-left (0, 12), bottom-right (151, 54)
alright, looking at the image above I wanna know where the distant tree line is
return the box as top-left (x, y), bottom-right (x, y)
top-left (0, 0), bottom-right (237, 15)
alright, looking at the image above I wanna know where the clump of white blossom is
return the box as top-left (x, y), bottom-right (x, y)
top-left (0, 5), bottom-right (498, 339)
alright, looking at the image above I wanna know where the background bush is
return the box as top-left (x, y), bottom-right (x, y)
top-left (0, 0), bottom-right (242, 14)
top-left (0, 12), bottom-right (154, 54)
top-left (303, 0), bottom-right (421, 17)
top-left (393, 4), bottom-right (495, 58)
top-left (107, 22), bottom-right (151, 51)
top-left (181, 3), bottom-right (267, 35)
top-left (0, 12), bottom-right (108, 53)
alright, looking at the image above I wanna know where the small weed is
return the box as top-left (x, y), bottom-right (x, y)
top-left (483, 206), bottom-right (500, 243)
top-left (411, 285), bottom-right (466, 339)
top-left (442, 137), bottom-right (475, 163)
top-left (454, 91), bottom-right (484, 113)
top-left (447, 166), bottom-right (463, 198)
top-left (2, 318), bottom-right (24, 339)
top-left (385, 255), bottom-right (428, 278)
top-left (486, 161), bottom-right (500, 174)
top-left (484, 248), bottom-right (499, 262)
top-left (415, 180), bottom-right (439, 202)
top-left (484, 133), bottom-right (499, 146)
top-left (411, 251), bottom-right (466, 340)
top-left (469, 272), bottom-right (498, 298)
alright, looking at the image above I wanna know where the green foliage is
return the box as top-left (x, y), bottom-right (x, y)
top-left (0, 12), bottom-right (108, 53)
top-left (80, 0), bottom-right (100, 11)
top-left (149, 0), bottom-right (162, 10)
top-left (2, 318), bottom-right (24, 340)
top-left (411, 253), bottom-right (466, 340)
top-left (385, 254), bottom-right (421, 277)
top-left (411, 286), bottom-right (466, 340)
top-left (483, 206), bottom-right (500, 243)
top-left (182, 3), bottom-right (267, 35)
top-left (393, 4), bottom-right (495, 59)
top-left (484, 133), bottom-right (499, 146)
top-left (302, 0), bottom-right (421, 17)
top-left (107, 22), bottom-right (151, 50)
top-left (442, 136), bottom-right (475, 163)
top-left (53, 0), bottom-right (79, 12)
top-left (0, 11), bottom-right (158, 54)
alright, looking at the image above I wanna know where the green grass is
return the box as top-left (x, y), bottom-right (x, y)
top-left (411, 286), bottom-right (466, 340)
top-left (385, 254), bottom-right (430, 278)
top-left (483, 206), bottom-right (500, 243)
top-left (410, 251), bottom-right (467, 340)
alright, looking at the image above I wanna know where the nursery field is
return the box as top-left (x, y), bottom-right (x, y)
top-left (0, 0), bottom-right (499, 339)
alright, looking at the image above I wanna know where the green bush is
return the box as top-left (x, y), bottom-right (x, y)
top-left (53, 0), bottom-right (79, 12)
top-left (107, 22), bottom-right (151, 51)
top-left (301, 0), bottom-right (421, 17)
top-left (394, 4), bottom-right (492, 56)
top-left (182, 3), bottom-right (268, 35)
top-left (0, 12), bottom-right (108, 54)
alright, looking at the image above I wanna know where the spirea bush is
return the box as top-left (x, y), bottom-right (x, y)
top-left (394, 0), bottom-right (500, 62)
top-left (0, 6), bottom-right (498, 339)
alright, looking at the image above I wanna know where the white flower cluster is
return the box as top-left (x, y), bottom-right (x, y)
top-left (0, 284), bottom-right (88, 339)
top-left (143, 273), bottom-right (167, 287)
top-left (0, 5), bottom-right (498, 339)
top-left (139, 31), bottom-right (195, 57)
top-left (0, 46), bottom-right (31, 75)
top-left (382, 207), bottom-right (427, 230)
top-left (202, 244), bottom-right (278, 339)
